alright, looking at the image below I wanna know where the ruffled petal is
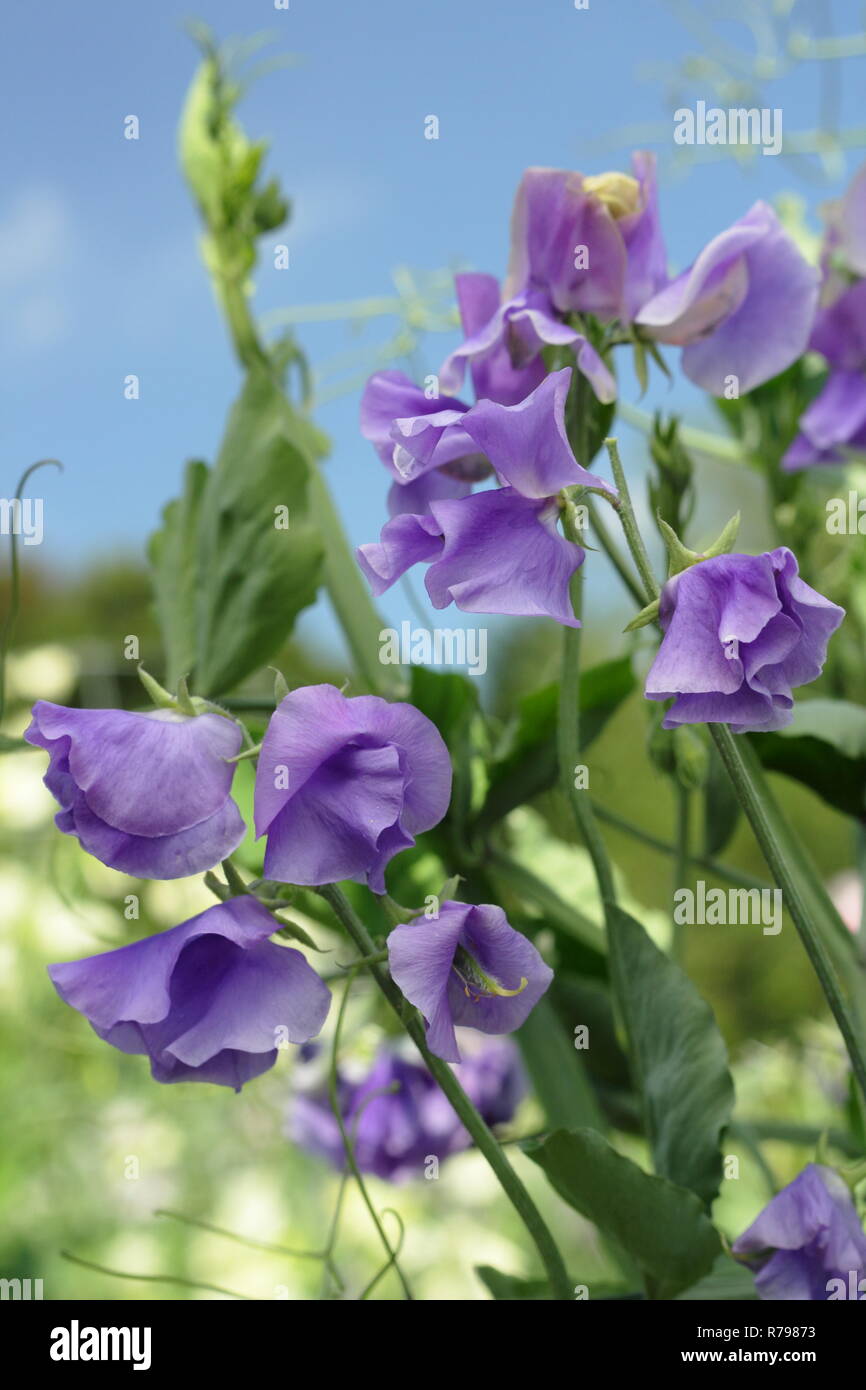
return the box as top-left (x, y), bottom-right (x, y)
top-left (387, 907), bottom-right (468, 1063)
top-left (460, 369), bottom-right (614, 498)
top-left (425, 488), bottom-right (584, 626)
top-left (355, 510), bottom-right (444, 596)
top-left (25, 703), bottom-right (242, 838)
top-left (66, 792), bottom-right (245, 879)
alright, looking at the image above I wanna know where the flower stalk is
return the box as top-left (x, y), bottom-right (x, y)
top-left (315, 883), bottom-right (574, 1301)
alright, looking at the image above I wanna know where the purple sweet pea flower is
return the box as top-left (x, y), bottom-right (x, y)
top-left (733, 1164), bottom-right (866, 1300)
top-left (253, 684), bottom-right (452, 894)
top-left (503, 153), bottom-right (667, 323)
top-left (48, 898), bottom-right (331, 1091)
top-left (439, 154), bottom-right (665, 405)
top-left (357, 368), bottom-right (615, 626)
top-left (822, 158), bottom-right (866, 283)
top-left (360, 274), bottom-right (555, 522)
top-left (645, 549), bottom-right (845, 733)
top-left (286, 1035), bottom-right (525, 1182)
top-left (636, 202), bottom-right (819, 395)
top-left (783, 280), bottom-right (866, 469)
top-left (439, 280), bottom-right (616, 406)
top-left (360, 370), bottom-right (489, 499)
top-left (453, 271), bottom-right (547, 406)
top-left (387, 901), bottom-right (553, 1062)
top-left (24, 701), bottom-right (245, 878)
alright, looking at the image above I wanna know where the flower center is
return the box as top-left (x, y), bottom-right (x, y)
top-left (584, 171), bottom-right (641, 220)
top-left (451, 945), bottom-right (528, 1003)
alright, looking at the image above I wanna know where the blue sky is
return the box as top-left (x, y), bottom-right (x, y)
top-left (3, 0), bottom-right (865, 660)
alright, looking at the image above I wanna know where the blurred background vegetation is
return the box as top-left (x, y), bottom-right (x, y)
top-left (4, 0), bottom-right (866, 1299)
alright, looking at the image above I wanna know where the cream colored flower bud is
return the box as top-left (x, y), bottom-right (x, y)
top-left (583, 171), bottom-right (641, 219)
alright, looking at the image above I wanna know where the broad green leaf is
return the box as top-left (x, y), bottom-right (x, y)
top-left (408, 665), bottom-right (485, 837)
top-left (149, 370), bottom-right (325, 696)
top-left (194, 370), bottom-right (324, 694)
top-left (408, 666), bottom-right (479, 747)
top-left (476, 656), bottom-right (635, 830)
top-left (608, 905), bottom-right (734, 1209)
top-left (751, 699), bottom-right (866, 819)
top-left (147, 459), bottom-right (209, 687)
top-left (517, 996), bottom-right (603, 1132)
top-left (674, 1254), bottom-right (757, 1301)
top-left (524, 1128), bottom-right (721, 1299)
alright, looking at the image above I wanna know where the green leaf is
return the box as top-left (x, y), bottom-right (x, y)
top-left (149, 370), bottom-right (325, 696)
top-left (524, 1128), bottom-right (721, 1299)
top-left (476, 656), bottom-right (635, 830)
top-left (608, 905), bottom-right (734, 1209)
top-left (147, 459), bottom-right (209, 687)
top-left (751, 699), bottom-right (866, 819)
top-left (517, 996), bottom-right (604, 1132)
top-left (408, 665), bottom-right (484, 838)
top-left (475, 1266), bottom-right (551, 1300)
top-left (408, 666), bottom-right (479, 747)
top-left (674, 1254), bottom-right (757, 1301)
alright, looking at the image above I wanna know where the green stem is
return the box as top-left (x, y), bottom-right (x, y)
top-left (154, 1208), bottom-right (327, 1260)
top-left (586, 497), bottom-right (645, 606)
top-left (604, 437), bottom-right (660, 604)
top-left (328, 966), bottom-right (413, 1300)
top-left (558, 513), bottom-right (618, 912)
top-left (61, 1250), bottom-right (248, 1300)
top-left (592, 802), bottom-right (769, 891)
top-left (731, 1119), bottom-right (861, 1159)
top-left (316, 883), bottom-right (573, 1300)
top-left (709, 725), bottom-right (866, 1101)
top-left (0, 458), bottom-right (62, 725)
top-left (214, 268), bottom-right (272, 373)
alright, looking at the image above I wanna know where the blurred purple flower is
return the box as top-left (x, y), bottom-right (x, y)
top-left (822, 158), bottom-right (866, 283)
top-left (25, 700), bottom-right (245, 878)
top-left (504, 153), bottom-right (667, 323)
top-left (439, 155), bottom-right (665, 405)
top-left (49, 898), bottom-right (330, 1091)
top-left (439, 279), bottom-right (615, 406)
top-left (287, 1036), bottom-right (526, 1182)
top-left (357, 368), bottom-right (615, 626)
top-left (645, 549), bottom-right (844, 733)
top-left (783, 281), bottom-right (866, 469)
top-left (360, 264), bottom-right (557, 525)
top-left (387, 900), bottom-right (553, 1062)
top-left (636, 202), bottom-right (819, 395)
top-left (360, 369), bottom-right (485, 522)
top-left (733, 1163), bottom-right (866, 1300)
top-left (254, 684), bottom-right (452, 894)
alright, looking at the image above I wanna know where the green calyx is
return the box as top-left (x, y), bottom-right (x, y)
top-left (623, 513), bottom-right (741, 634)
top-left (137, 665), bottom-right (209, 717)
top-left (816, 1132), bottom-right (866, 1191)
top-left (659, 512), bottom-right (741, 577)
top-left (452, 945), bottom-right (528, 1002)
